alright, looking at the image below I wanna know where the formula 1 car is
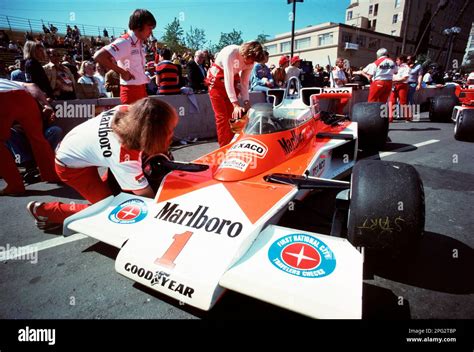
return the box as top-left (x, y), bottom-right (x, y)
top-left (452, 86), bottom-right (474, 142)
top-left (63, 78), bottom-right (425, 319)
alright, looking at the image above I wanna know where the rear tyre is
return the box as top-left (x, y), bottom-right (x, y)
top-left (454, 109), bottom-right (474, 142)
top-left (351, 102), bottom-right (388, 151)
top-left (347, 160), bottom-right (424, 254)
top-left (429, 95), bottom-right (458, 122)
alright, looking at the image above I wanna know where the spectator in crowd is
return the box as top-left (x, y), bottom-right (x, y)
top-left (94, 9), bottom-right (157, 104)
top-left (10, 59), bottom-right (26, 82)
top-left (76, 61), bottom-right (100, 99)
top-left (250, 50), bottom-right (274, 92)
top-left (0, 30), bottom-right (10, 47)
top-left (187, 50), bottom-right (208, 92)
top-left (145, 61), bottom-right (158, 95)
top-left (23, 40), bottom-right (54, 98)
top-left (43, 48), bottom-right (76, 100)
top-left (423, 68), bottom-right (433, 86)
top-left (26, 98), bottom-right (178, 229)
top-left (155, 48), bottom-right (181, 95)
top-left (272, 56), bottom-right (289, 88)
top-left (330, 57), bottom-right (348, 88)
top-left (42, 24), bottom-right (50, 34)
top-left (94, 62), bottom-right (108, 97)
top-left (390, 55), bottom-right (411, 122)
top-left (285, 56), bottom-right (302, 82)
top-left (406, 55), bottom-right (422, 105)
top-left (206, 41), bottom-right (265, 146)
top-left (8, 41), bottom-right (18, 52)
top-left (105, 69), bottom-right (120, 97)
top-left (103, 28), bottom-right (109, 38)
top-left (49, 23), bottom-right (58, 34)
top-left (62, 54), bottom-right (79, 81)
top-left (354, 48), bottom-right (396, 103)
top-left (0, 79), bottom-right (59, 195)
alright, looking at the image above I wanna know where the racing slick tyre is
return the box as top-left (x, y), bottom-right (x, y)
top-left (454, 109), bottom-right (474, 142)
top-left (351, 102), bottom-right (388, 151)
top-left (347, 160), bottom-right (424, 254)
top-left (429, 95), bottom-right (458, 122)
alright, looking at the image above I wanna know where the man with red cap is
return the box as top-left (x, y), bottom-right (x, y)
top-left (272, 55), bottom-right (290, 88)
top-left (354, 48), bottom-right (396, 103)
top-left (285, 56), bottom-right (302, 81)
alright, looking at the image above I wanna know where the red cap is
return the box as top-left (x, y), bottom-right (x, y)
top-left (146, 61), bottom-right (155, 69)
top-left (279, 55), bottom-right (290, 66)
top-left (290, 56), bottom-right (301, 65)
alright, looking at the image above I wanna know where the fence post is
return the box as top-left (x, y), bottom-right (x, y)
top-left (82, 24), bottom-right (85, 37)
top-left (28, 19), bottom-right (33, 34)
top-left (6, 16), bottom-right (12, 31)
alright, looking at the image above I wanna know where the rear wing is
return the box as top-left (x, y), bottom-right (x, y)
top-left (267, 78), bottom-right (352, 107)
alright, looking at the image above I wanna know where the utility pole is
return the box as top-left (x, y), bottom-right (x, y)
top-left (288, 0), bottom-right (303, 59)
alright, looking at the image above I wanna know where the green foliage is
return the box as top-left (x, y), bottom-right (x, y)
top-left (214, 29), bottom-right (243, 52)
top-left (185, 27), bottom-right (206, 53)
top-left (161, 18), bottom-right (185, 53)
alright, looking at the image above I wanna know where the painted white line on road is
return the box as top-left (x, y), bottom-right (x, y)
top-left (2, 234), bottom-right (88, 261)
top-left (368, 139), bottom-right (440, 159)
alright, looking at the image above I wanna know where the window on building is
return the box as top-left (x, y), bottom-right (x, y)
top-left (280, 41), bottom-right (290, 52)
top-left (356, 35), bottom-right (366, 47)
top-left (374, 4), bottom-right (379, 16)
top-left (392, 14), bottom-right (398, 24)
top-left (295, 37), bottom-right (311, 50)
top-left (372, 19), bottom-right (377, 29)
top-left (369, 5), bottom-right (373, 15)
top-left (368, 38), bottom-right (380, 49)
top-left (391, 30), bottom-right (397, 36)
top-left (342, 32), bottom-right (352, 43)
top-left (318, 33), bottom-right (334, 46)
top-left (266, 44), bottom-right (277, 55)
top-left (347, 11), bottom-right (353, 20)
top-left (395, 0), bottom-right (401, 8)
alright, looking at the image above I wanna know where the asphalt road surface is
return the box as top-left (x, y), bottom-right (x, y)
top-left (1, 113), bottom-right (473, 320)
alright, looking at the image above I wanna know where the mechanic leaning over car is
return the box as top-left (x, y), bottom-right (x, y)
top-left (27, 97), bottom-right (178, 230)
top-left (206, 41), bottom-right (266, 147)
top-left (0, 78), bottom-right (60, 196)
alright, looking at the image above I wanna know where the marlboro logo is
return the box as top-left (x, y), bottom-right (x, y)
top-left (154, 202), bottom-right (243, 238)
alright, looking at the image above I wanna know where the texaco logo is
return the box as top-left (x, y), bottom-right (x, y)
top-left (108, 199), bottom-right (148, 224)
top-left (268, 234), bottom-right (336, 278)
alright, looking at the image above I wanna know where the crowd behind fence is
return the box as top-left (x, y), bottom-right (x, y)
top-left (0, 14), bottom-right (126, 38)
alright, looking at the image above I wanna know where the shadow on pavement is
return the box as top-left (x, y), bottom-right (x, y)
top-left (364, 231), bottom-right (474, 294)
top-left (82, 241), bottom-right (120, 261)
top-left (363, 283), bottom-right (411, 319)
top-left (413, 164), bottom-right (474, 192)
top-left (389, 127), bottom-right (441, 132)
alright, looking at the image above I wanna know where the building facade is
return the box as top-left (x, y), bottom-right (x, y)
top-left (266, 22), bottom-right (402, 70)
top-left (345, 0), bottom-right (473, 69)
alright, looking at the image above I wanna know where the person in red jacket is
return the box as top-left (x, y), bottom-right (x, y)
top-left (390, 55), bottom-right (411, 122)
top-left (0, 79), bottom-right (59, 196)
top-left (206, 41), bottom-right (266, 147)
top-left (27, 97), bottom-right (178, 230)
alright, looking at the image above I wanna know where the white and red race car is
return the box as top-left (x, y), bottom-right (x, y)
top-left (62, 78), bottom-right (425, 319)
top-left (452, 85), bottom-right (474, 142)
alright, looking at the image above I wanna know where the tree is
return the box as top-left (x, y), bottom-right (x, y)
top-left (215, 29), bottom-right (243, 52)
top-left (161, 18), bottom-right (184, 53)
top-left (256, 33), bottom-right (269, 44)
top-left (185, 27), bottom-right (206, 52)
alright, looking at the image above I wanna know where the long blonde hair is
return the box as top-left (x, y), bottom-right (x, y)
top-left (112, 97), bottom-right (178, 155)
top-left (23, 40), bottom-right (44, 61)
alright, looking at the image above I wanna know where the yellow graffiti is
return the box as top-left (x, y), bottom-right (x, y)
top-left (357, 216), bottom-right (406, 235)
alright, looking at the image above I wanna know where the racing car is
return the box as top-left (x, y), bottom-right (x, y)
top-left (63, 78), bottom-right (425, 319)
top-left (452, 85), bottom-right (474, 142)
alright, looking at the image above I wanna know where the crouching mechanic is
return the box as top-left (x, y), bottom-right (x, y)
top-left (27, 97), bottom-right (178, 230)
